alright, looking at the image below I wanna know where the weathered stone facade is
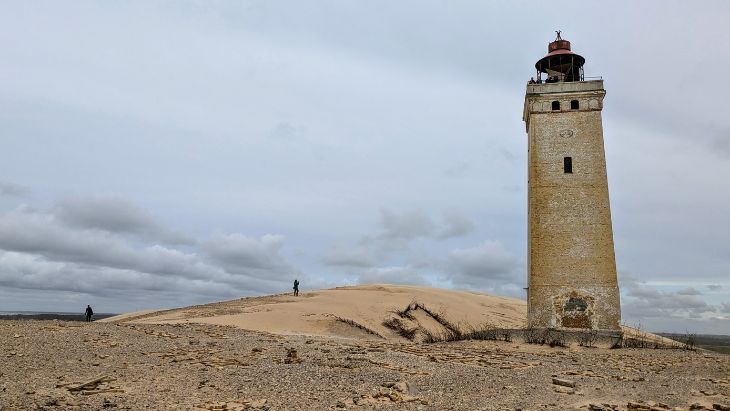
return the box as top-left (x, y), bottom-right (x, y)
top-left (523, 80), bottom-right (621, 330)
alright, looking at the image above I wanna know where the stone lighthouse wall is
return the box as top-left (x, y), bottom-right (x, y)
top-left (523, 80), bottom-right (621, 330)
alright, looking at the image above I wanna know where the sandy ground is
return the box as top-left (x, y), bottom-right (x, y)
top-left (2, 285), bottom-right (728, 410)
top-left (103, 284), bottom-right (674, 347)
top-left (104, 284), bottom-right (527, 340)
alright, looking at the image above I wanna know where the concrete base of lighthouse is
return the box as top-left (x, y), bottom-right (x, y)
top-left (528, 284), bottom-right (621, 330)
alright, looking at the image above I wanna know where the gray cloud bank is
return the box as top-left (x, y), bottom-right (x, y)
top-left (0, 196), bottom-right (303, 311)
top-left (621, 275), bottom-right (730, 333)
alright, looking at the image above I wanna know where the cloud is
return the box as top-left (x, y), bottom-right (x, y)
top-left (323, 209), bottom-right (476, 271)
top-left (0, 251), bottom-right (230, 298)
top-left (53, 195), bottom-right (192, 245)
top-left (357, 265), bottom-right (430, 286)
top-left (374, 208), bottom-right (435, 241)
top-left (437, 211), bottom-right (475, 239)
top-left (0, 205), bottom-right (207, 279)
top-left (707, 284), bottom-right (723, 291)
top-left (444, 241), bottom-right (520, 288)
top-left (0, 180), bottom-right (29, 197)
top-left (267, 121), bottom-right (303, 141)
top-left (202, 233), bottom-right (296, 280)
top-left (621, 276), bottom-right (717, 320)
top-left (321, 245), bottom-right (375, 268)
top-left (711, 130), bottom-right (730, 158)
top-left (677, 287), bottom-right (702, 296)
top-left (0, 200), bottom-right (301, 306)
top-left (365, 208), bottom-right (475, 246)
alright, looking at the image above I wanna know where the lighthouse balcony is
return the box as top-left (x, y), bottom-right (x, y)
top-left (526, 79), bottom-right (604, 95)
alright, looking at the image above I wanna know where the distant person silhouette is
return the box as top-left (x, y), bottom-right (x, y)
top-left (293, 279), bottom-right (299, 297)
top-left (85, 305), bottom-right (94, 322)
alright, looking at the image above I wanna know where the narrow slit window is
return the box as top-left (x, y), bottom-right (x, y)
top-left (551, 101), bottom-right (560, 111)
top-left (571, 99), bottom-right (579, 110)
top-left (564, 157), bottom-right (573, 173)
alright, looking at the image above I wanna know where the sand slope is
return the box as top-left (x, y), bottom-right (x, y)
top-left (106, 284), bottom-right (527, 340)
top-left (105, 284), bottom-right (673, 345)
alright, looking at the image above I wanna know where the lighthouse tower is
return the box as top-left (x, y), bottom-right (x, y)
top-left (522, 33), bottom-right (621, 330)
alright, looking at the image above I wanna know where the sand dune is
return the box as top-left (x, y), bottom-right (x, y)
top-left (105, 284), bottom-right (527, 340)
top-left (104, 284), bottom-right (674, 346)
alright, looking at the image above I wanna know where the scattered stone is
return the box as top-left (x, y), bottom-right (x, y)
top-left (382, 381), bottom-right (415, 395)
top-left (552, 378), bottom-right (576, 388)
top-left (627, 400), bottom-right (651, 410)
top-left (195, 399), bottom-right (267, 410)
top-left (249, 399), bottom-right (267, 409)
top-left (553, 386), bottom-right (574, 394)
top-left (284, 348), bottom-right (302, 364)
top-left (62, 374), bottom-right (125, 395)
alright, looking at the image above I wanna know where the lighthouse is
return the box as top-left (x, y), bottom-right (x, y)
top-left (522, 33), bottom-right (621, 330)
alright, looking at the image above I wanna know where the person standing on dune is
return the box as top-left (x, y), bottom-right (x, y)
top-left (293, 279), bottom-right (299, 297)
top-left (85, 305), bottom-right (94, 322)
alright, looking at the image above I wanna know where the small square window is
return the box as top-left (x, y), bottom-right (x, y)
top-left (564, 157), bottom-right (573, 173)
top-left (570, 100), bottom-right (579, 110)
top-left (552, 101), bottom-right (560, 111)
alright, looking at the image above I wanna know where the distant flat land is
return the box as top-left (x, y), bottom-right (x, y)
top-left (0, 313), bottom-right (118, 322)
top-left (659, 333), bottom-right (730, 355)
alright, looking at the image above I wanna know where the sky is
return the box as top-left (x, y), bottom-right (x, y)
top-left (1, 1), bottom-right (729, 334)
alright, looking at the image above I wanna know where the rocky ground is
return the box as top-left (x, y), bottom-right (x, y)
top-left (1, 320), bottom-right (728, 411)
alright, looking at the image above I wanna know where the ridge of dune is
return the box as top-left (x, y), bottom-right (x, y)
top-left (97, 309), bottom-right (159, 323)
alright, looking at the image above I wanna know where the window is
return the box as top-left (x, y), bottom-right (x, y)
top-left (551, 101), bottom-right (560, 111)
top-left (571, 100), bottom-right (579, 110)
top-left (564, 157), bottom-right (573, 173)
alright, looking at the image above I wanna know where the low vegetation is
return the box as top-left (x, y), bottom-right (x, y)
top-left (382, 317), bottom-right (418, 340)
top-left (524, 327), bottom-right (567, 347)
top-left (333, 316), bottom-right (385, 339)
